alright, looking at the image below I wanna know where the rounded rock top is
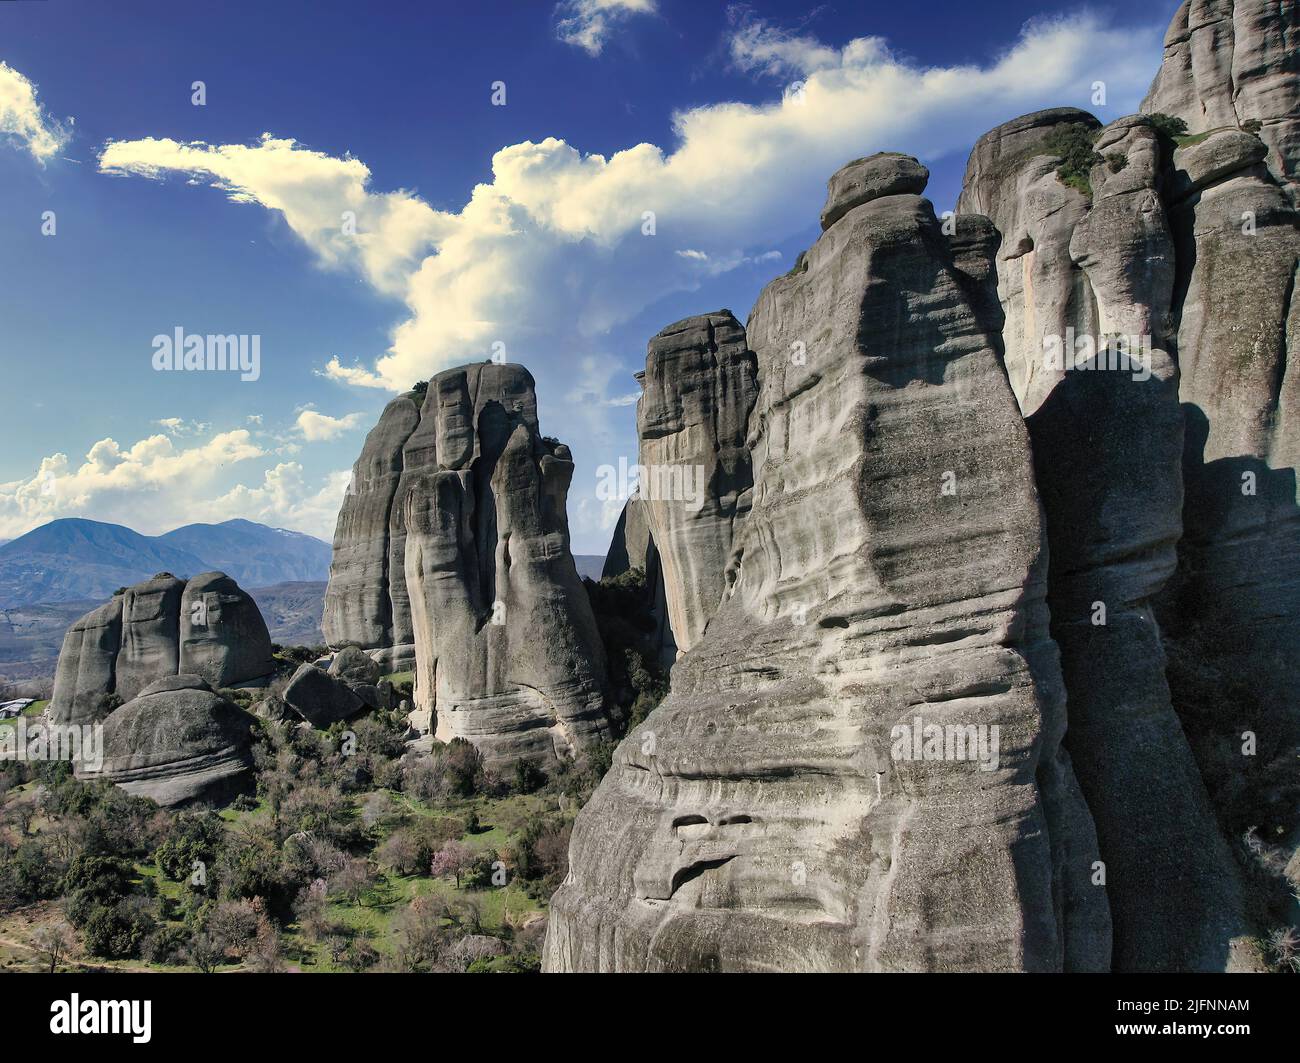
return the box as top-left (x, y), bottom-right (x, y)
top-left (820, 152), bottom-right (930, 231)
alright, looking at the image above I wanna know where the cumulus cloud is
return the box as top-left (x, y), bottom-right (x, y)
top-left (0, 60), bottom-right (69, 161)
top-left (198, 463), bottom-right (352, 538)
top-left (554, 0), bottom-right (657, 56)
top-left (94, 11), bottom-right (1165, 549)
top-left (295, 409), bottom-right (366, 442)
top-left (0, 429), bottom-right (351, 540)
top-left (98, 12), bottom-right (1162, 399)
top-left (0, 431), bottom-right (265, 537)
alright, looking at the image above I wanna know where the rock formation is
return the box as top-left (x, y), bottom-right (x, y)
top-left (960, 104), bottom-right (1260, 970)
top-left (76, 674), bottom-right (253, 807)
top-left (635, 311), bottom-right (758, 654)
top-left (392, 362), bottom-right (610, 768)
top-left (601, 496), bottom-right (676, 665)
top-left (50, 572), bottom-right (274, 725)
top-left (546, 155), bottom-right (1110, 972)
top-left (322, 391), bottom-right (422, 666)
top-left (1142, 0), bottom-right (1299, 201)
top-left (1142, 0), bottom-right (1300, 913)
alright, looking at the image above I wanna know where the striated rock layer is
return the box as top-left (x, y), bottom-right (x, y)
top-left (77, 674), bottom-right (253, 807)
top-left (635, 311), bottom-right (757, 653)
top-left (546, 158), bottom-right (1110, 972)
top-left (398, 363), bottom-right (611, 768)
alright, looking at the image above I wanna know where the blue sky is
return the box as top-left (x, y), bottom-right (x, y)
top-left (0, 0), bottom-right (1178, 552)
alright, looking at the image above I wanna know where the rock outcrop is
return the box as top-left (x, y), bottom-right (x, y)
top-left (1142, 0), bottom-right (1299, 201)
top-left (635, 311), bottom-right (758, 654)
top-left (396, 363), bottom-right (611, 768)
top-left (76, 674), bottom-right (253, 807)
top-left (50, 572), bottom-right (273, 725)
top-left (546, 156), bottom-right (1110, 972)
top-left (322, 392), bottom-right (422, 662)
top-left (1146, 6), bottom-right (1300, 909)
top-left (601, 496), bottom-right (676, 665)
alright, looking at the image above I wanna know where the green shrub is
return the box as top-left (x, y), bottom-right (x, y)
top-left (1148, 112), bottom-right (1189, 142)
top-left (1043, 122), bottom-right (1101, 195)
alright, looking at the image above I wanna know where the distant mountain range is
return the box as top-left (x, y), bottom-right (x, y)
top-left (0, 518), bottom-right (332, 608)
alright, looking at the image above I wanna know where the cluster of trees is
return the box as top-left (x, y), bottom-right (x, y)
top-left (0, 694), bottom-right (587, 973)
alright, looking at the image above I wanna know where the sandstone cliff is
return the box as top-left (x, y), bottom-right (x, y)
top-left (546, 156), bottom-right (1110, 972)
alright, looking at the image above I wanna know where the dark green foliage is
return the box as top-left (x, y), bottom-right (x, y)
top-left (1148, 112), bottom-right (1189, 142)
top-left (1105, 151), bottom-right (1128, 173)
top-left (0, 839), bottom-right (63, 909)
top-left (582, 569), bottom-right (670, 735)
top-left (64, 853), bottom-right (157, 958)
top-left (1043, 122), bottom-right (1102, 195)
top-left (467, 953), bottom-right (541, 973)
top-left (155, 811), bottom-right (226, 881)
top-left (411, 380), bottom-right (429, 396)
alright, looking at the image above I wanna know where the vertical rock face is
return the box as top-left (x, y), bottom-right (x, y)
top-left (958, 107), bottom-right (1260, 970)
top-left (601, 496), bottom-right (676, 665)
top-left (49, 572), bottom-right (273, 725)
top-left (48, 598), bottom-right (122, 726)
top-left (1142, 0), bottom-right (1300, 201)
top-left (956, 108), bottom-right (1100, 413)
top-left (179, 572), bottom-right (275, 689)
top-left (1149, 24), bottom-right (1300, 889)
top-left (114, 575), bottom-right (186, 703)
top-left (323, 393), bottom-right (421, 653)
top-left (546, 157), bottom-right (1109, 972)
top-left (636, 311), bottom-right (757, 653)
top-left (400, 363), bottom-right (610, 768)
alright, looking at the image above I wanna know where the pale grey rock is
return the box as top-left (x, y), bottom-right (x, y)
top-left (283, 662), bottom-right (365, 727)
top-left (636, 311), bottom-right (757, 654)
top-left (114, 574), bottom-right (185, 703)
top-left (601, 496), bottom-right (676, 665)
top-left (50, 572), bottom-right (276, 728)
top-left (329, 644), bottom-right (383, 686)
top-left (49, 597), bottom-right (122, 725)
top-left (547, 173), bottom-right (1109, 972)
top-left (1141, 0), bottom-right (1300, 201)
top-left (1155, 76), bottom-right (1300, 889)
top-left (956, 108), bottom-right (1101, 412)
top-left (403, 367), bottom-right (610, 767)
top-left (77, 675), bottom-right (253, 807)
top-left (322, 393), bottom-right (421, 649)
top-left (178, 571), bottom-right (274, 689)
top-left (820, 152), bottom-right (929, 230)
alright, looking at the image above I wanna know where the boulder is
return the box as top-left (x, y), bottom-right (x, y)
top-left (76, 675), bottom-right (253, 807)
top-left (282, 662), bottom-right (365, 727)
top-left (329, 644), bottom-right (383, 686)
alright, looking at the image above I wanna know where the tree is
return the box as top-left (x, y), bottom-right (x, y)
top-left (430, 840), bottom-right (474, 888)
top-left (33, 919), bottom-right (76, 974)
top-left (184, 931), bottom-right (223, 974)
top-left (327, 856), bottom-right (373, 905)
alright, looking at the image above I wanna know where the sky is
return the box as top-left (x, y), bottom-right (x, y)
top-left (0, 0), bottom-right (1180, 553)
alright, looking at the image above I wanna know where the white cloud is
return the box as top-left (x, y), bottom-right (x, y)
top-left (98, 13), bottom-right (1162, 401)
top-left (0, 429), bottom-right (351, 541)
top-left (0, 431), bottom-right (265, 538)
top-left (295, 409), bottom-right (366, 442)
top-left (0, 60), bottom-right (68, 161)
top-left (198, 463), bottom-right (352, 539)
top-left (554, 0), bottom-right (657, 56)
top-left (726, 7), bottom-right (843, 79)
top-left (94, 12), bottom-right (1165, 551)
